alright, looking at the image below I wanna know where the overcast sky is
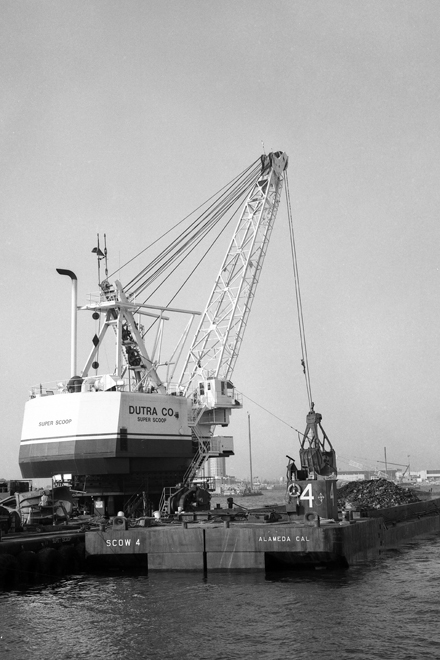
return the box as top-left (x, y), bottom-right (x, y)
top-left (2, 1), bottom-right (440, 482)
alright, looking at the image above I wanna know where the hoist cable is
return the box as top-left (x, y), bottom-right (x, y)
top-left (286, 175), bottom-right (313, 407)
top-left (285, 173), bottom-right (313, 408)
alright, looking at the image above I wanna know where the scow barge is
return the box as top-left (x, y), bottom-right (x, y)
top-left (85, 404), bottom-right (440, 571)
top-left (84, 487), bottom-right (440, 572)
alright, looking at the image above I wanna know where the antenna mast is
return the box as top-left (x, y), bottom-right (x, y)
top-left (92, 233), bottom-right (108, 287)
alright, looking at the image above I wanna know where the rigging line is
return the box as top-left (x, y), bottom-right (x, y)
top-left (112, 159), bottom-right (260, 285)
top-left (130, 189), bottom-right (239, 296)
top-left (130, 165), bottom-right (260, 301)
top-left (285, 174), bottom-right (313, 408)
top-left (238, 389), bottom-right (307, 440)
top-left (112, 158), bottom-right (260, 283)
top-left (143, 197), bottom-right (242, 336)
top-left (141, 197), bottom-right (242, 338)
top-left (137, 158), bottom-right (278, 346)
top-left (126, 163), bottom-right (261, 296)
top-left (125, 183), bottom-right (240, 292)
top-left (124, 205), bottom-right (217, 293)
top-left (142, 195), bottom-right (237, 298)
top-left (125, 186), bottom-right (260, 301)
top-left (142, 172), bottom-right (256, 289)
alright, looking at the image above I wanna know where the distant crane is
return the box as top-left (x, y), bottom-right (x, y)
top-left (376, 460), bottom-right (411, 482)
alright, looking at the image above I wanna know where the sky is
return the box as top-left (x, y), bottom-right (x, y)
top-left (1, 0), bottom-right (440, 482)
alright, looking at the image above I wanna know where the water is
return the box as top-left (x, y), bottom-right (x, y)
top-left (1, 532), bottom-right (440, 660)
top-left (1, 489), bottom-right (440, 660)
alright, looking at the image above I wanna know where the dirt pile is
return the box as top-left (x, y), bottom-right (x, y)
top-left (337, 478), bottom-right (420, 510)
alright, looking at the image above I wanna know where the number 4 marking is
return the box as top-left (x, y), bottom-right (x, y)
top-left (300, 483), bottom-right (314, 507)
top-left (136, 539), bottom-right (140, 546)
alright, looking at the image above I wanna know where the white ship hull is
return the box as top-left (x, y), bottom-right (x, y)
top-left (19, 390), bottom-right (193, 481)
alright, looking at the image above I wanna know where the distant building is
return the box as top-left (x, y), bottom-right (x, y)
top-left (424, 470), bottom-right (440, 481)
top-left (339, 468), bottom-right (440, 483)
top-left (338, 469), bottom-right (396, 481)
top-left (338, 472), bottom-right (366, 482)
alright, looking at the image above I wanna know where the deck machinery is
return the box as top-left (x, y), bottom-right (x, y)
top-left (19, 151), bottom-right (288, 517)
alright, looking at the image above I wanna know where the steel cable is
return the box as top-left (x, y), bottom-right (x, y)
top-left (285, 173), bottom-right (313, 409)
top-left (122, 159), bottom-right (261, 297)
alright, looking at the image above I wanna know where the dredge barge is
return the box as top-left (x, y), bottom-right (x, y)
top-left (11, 150), bottom-right (440, 578)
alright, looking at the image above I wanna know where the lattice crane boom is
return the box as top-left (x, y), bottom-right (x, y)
top-left (178, 151), bottom-right (288, 395)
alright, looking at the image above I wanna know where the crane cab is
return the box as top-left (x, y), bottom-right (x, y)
top-left (197, 378), bottom-right (242, 409)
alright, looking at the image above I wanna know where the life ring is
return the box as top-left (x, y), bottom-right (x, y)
top-left (287, 483), bottom-right (302, 498)
top-left (305, 511), bottom-right (319, 523)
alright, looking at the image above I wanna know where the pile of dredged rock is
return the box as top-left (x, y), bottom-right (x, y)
top-left (337, 478), bottom-right (420, 510)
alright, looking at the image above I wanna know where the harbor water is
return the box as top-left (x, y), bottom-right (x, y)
top-left (1, 491), bottom-right (440, 660)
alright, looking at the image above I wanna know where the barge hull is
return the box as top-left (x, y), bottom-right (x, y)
top-left (0, 528), bottom-right (86, 589)
top-left (84, 503), bottom-right (440, 571)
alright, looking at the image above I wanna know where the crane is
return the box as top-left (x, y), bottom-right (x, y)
top-left (178, 151), bottom-right (288, 391)
top-left (81, 153), bottom-right (287, 401)
top-left (19, 151), bottom-right (289, 517)
top-left (81, 151), bottom-right (287, 409)
top-left (165, 151), bottom-right (289, 509)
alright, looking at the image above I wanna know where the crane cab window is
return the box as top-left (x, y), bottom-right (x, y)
top-left (199, 383), bottom-right (205, 396)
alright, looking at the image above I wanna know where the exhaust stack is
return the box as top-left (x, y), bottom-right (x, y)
top-left (56, 269), bottom-right (78, 378)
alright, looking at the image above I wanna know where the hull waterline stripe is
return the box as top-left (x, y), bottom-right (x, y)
top-left (20, 432), bottom-right (192, 445)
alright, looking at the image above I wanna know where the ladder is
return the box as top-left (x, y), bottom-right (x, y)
top-left (123, 487), bottom-right (149, 518)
